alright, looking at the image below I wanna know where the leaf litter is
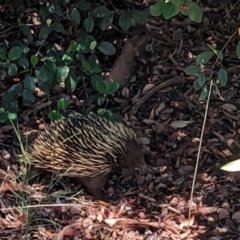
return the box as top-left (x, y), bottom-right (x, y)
top-left (1, 0), bottom-right (240, 239)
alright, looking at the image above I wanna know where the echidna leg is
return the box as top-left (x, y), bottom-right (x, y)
top-left (80, 173), bottom-right (109, 200)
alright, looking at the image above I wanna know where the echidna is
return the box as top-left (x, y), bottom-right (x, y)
top-left (27, 112), bottom-right (146, 199)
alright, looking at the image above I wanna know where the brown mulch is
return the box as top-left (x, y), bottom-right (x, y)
top-left (1, 0), bottom-right (240, 239)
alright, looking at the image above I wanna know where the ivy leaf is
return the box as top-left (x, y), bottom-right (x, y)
top-left (97, 96), bottom-right (105, 106)
top-left (31, 55), bottom-right (38, 67)
top-left (65, 69), bottom-right (78, 93)
top-left (24, 75), bottom-right (36, 91)
top-left (76, 0), bottom-right (90, 11)
top-left (0, 47), bottom-right (7, 60)
top-left (56, 65), bottom-right (70, 82)
top-left (8, 46), bottom-right (21, 61)
top-left (52, 22), bottom-right (64, 32)
top-left (70, 7), bottom-right (81, 25)
top-left (18, 57), bottom-right (29, 70)
top-left (186, 2), bottom-right (203, 23)
top-left (96, 80), bottom-right (106, 94)
top-left (196, 51), bottom-right (214, 64)
top-left (105, 82), bottom-right (119, 95)
top-left (163, 2), bottom-right (176, 19)
top-left (91, 74), bottom-right (104, 91)
top-left (22, 89), bottom-right (36, 107)
top-left (198, 85), bottom-right (208, 101)
top-left (218, 68), bottom-right (228, 87)
top-left (131, 9), bottom-right (147, 24)
top-left (184, 65), bottom-right (201, 75)
top-left (39, 26), bottom-right (51, 40)
top-left (119, 13), bottom-right (132, 31)
top-left (196, 72), bottom-right (206, 87)
top-left (150, 0), bottom-right (164, 17)
top-left (98, 42), bottom-right (116, 56)
top-left (57, 98), bottom-right (69, 111)
top-left (48, 110), bottom-right (63, 122)
top-left (84, 16), bottom-right (94, 32)
top-left (8, 63), bottom-right (18, 76)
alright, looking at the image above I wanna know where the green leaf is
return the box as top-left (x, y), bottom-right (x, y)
top-left (91, 74), bottom-right (104, 91)
top-left (82, 60), bottom-right (92, 73)
top-left (163, 2), bottom-right (176, 19)
top-left (70, 7), bottom-right (81, 25)
top-left (22, 45), bottom-right (30, 54)
top-left (24, 75), bottom-right (36, 91)
top-left (8, 112), bottom-right (17, 121)
top-left (0, 111), bottom-right (8, 123)
top-left (46, 18), bottom-right (52, 27)
top-left (31, 55), bottom-right (38, 67)
top-left (8, 46), bottom-right (21, 61)
top-left (0, 47), bottom-right (7, 60)
top-left (35, 65), bottom-right (52, 92)
top-left (22, 89), bottom-right (36, 106)
top-left (150, 0), bottom-right (164, 17)
top-left (65, 69), bottom-right (78, 93)
top-left (89, 41), bottom-right (97, 51)
top-left (207, 44), bottom-right (223, 60)
top-left (236, 41), bottom-right (240, 60)
top-left (74, 53), bottom-right (85, 61)
top-left (96, 80), bottom-right (106, 94)
top-left (2, 83), bottom-right (22, 104)
top-left (105, 82), bottom-right (119, 95)
top-left (39, 6), bottom-right (50, 21)
top-left (193, 79), bottom-right (202, 91)
top-left (47, 1), bottom-right (62, 16)
top-left (8, 63), bottom-right (18, 76)
top-left (186, 2), bottom-right (203, 23)
top-left (18, 57), bottom-right (29, 70)
top-left (57, 98), bottom-right (69, 111)
top-left (131, 9), bottom-right (147, 25)
top-left (45, 60), bottom-right (57, 75)
top-left (184, 65), bottom-right (201, 75)
top-left (85, 35), bottom-right (96, 48)
top-left (84, 16), bottom-right (94, 32)
top-left (39, 26), bottom-right (51, 40)
top-left (196, 51), bottom-right (214, 64)
top-left (92, 67), bottom-right (102, 73)
top-left (71, 41), bottom-right (79, 52)
top-left (218, 68), bottom-right (228, 87)
top-left (98, 42), bottom-right (116, 56)
top-left (88, 54), bottom-right (100, 68)
top-left (196, 72), bottom-right (206, 87)
top-left (97, 96), bottom-right (105, 106)
top-left (76, 0), bottom-right (90, 11)
top-left (21, 25), bottom-right (32, 37)
top-left (91, 6), bottom-right (109, 18)
top-left (62, 53), bottom-right (73, 65)
top-left (52, 22), bottom-right (64, 32)
top-left (198, 85), bottom-right (208, 101)
top-left (119, 13), bottom-right (132, 31)
top-left (48, 110), bottom-right (63, 122)
top-left (99, 12), bottom-right (114, 30)
top-left (56, 65), bottom-right (70, 81)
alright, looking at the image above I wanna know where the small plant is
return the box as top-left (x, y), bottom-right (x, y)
top-left (184, 44), bottom-right (228, 101)
top-left (150, 0), bottom-right (203, 23)
top-left (2, 0), bottom-right (149, 123)
top-left (48, 97), bottom-right (69, 121)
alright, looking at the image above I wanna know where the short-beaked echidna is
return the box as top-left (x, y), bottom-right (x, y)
top-left (27, 112), bottom-right (146, 199)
